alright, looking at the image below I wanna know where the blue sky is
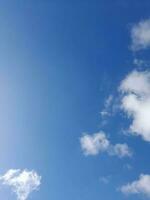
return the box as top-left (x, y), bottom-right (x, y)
top-left (1, 1), bottom-right (150, 200)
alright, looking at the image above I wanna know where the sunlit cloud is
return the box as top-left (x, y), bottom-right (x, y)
top-left (131, 18), bottom-right (150, 51)
top-left (0, 169), bottom-right (41, 200)
top-left (119, 70), bottom-right (150, 142)
top-left (121, 174), bottom-right (150, 197)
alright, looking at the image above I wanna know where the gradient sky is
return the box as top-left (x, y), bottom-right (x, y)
top-left (0, 1), bottom-right (150, 200)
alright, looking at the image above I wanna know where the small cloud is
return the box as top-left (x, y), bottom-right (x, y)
top-left (100, 110), bottom-right (110, 117)
top-left (133, 58), bottom-right (146, 67)
top-left (124, 164), bottom-right (133, 170)
top-left (131, 18), bottom-right (150, 51)
top-left (108, 143), bottom-right (133, 158)
top-left (99, 176), bottom-right (111, 184)
top-left (0, 169), bottom-right (41, 200)
top-left (80, 132), bottom-right (132, 158)
top-left (100, 95), bottom-right (113, 117)
top-left (105, 95), bottom-right (114, 108)
top-left (80, 132), bottom-right (110, 156)
top-left (120, 174), bottom-right (150, 197)
top-left (133, 58), bottom-right (150, 69)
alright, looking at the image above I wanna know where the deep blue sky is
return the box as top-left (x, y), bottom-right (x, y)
top-left (0, 1), bottom-right (150, 200)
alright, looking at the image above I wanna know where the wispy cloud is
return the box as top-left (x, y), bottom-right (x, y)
top-left (0, 169), bottom-right (41, 200)
top-left (133, 58), bottom-right (148, 67)
top-left (108, 143), bottom-right (132, 158)
top-left (121, 174), bottom-right (150, 197)
top-left (124, 163), bottom-right (133, 170)
top-left (100, 95), bottom-right (114, 117)
top-left (131, 18), bottom-right (150, 51)
top-left (119, 70), bottom-right (150, 142)
top-left (99, 176), bottom-right (111, 184)
top-left (80, 132), bottom-right (132, 158)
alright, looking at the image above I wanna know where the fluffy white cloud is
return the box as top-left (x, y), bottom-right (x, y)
top-left (120, 70), bottom-right (150, 142)
top-left (80, 132), bottom-right (110, 156)
top-left (0, 169), bottom-right (41, 200)
top-left (121, 174), bottom-right (150, 197)
top-left (80, 132), bottom-right (132, 158)
top-left (131, 19), bottom-right (150, 51)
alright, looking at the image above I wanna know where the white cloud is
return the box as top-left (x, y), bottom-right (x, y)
top-left (80, 132), bottom-right (110, 156)
top-left (80, 132), bottom-right (132, 158)
top-left (131, 19), bottom-right (150, 51)
top-left (119, 70), bottom-right (150, 142)
top-left (121, 174), bottom-right (150, 197)
top-left (0, 169), bottom-right (41, 200)
top-left (108, 143), bottom-right (132, 158)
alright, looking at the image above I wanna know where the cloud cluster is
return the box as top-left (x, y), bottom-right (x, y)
top-left (80, 17), bottom-right (150, 198)
top-left (121, 174), bottom-right (150, 197)
top-left (0, 169), bottom-right (41, 200)
top-left (131, 18), bottom-right (150, 51)
top-left (119, 70), bottom-right (150, 142)
top-left (80, 132), bottom-right (132, 158)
